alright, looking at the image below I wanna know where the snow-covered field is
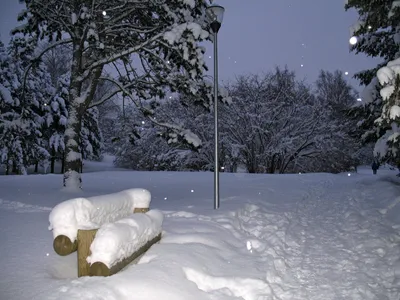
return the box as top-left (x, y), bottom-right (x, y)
top-left (1, 160), bottom-right (400, 300)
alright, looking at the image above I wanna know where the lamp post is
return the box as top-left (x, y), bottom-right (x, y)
top-left (206, 4), bottom-right (225, 209)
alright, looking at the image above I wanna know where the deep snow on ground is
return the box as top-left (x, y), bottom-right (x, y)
top-left (0, 160), bottom-right (400, 300)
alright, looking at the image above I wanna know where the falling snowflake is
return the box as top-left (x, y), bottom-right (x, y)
top-left (349, 36), bottom-right (357, 45)
top-left (246, 241), bottom-right (253, 253)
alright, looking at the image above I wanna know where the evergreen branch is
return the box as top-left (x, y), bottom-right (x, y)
top-left (21, 39), bottom-right (72, 100)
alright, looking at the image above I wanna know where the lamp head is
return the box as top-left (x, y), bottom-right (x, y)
top-left (206, 4), bottom-right (225, 33)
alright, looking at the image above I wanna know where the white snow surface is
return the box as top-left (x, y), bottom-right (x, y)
top-left (87, 210), bottom-right (163, 268)
top-left (359, 77), bottom-right (379, 105)
top-left (1, 161), bottom-right (400, 299)
top-left (0, 82), bottom-right (13, 103)
top-left (390, 0), bottom-right (400, 17)
top-left (48, 188), bottom-right (151, 242)
top-left (163, 22), bottom-right (209, 45)
top-left (377, 58), bottom-right (400, 101)
top-left (391, 105), bottom-right (400, 119)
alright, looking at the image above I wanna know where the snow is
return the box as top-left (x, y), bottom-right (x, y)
top-left (390, 105), bottom-right (400, 119)
top-left (163, 23), bottom-right (209, 45)
top-left (349, 20), bottom-right (364, 36)
top-left (87, 210), bottom-right (163, 268)
top-left (1, 162), bottom-right (400, 299)
top-left (377, 59), bottom-right (400, 97)
top-left (389, 0), bottom-right (400, 18)
top-left (181, 0), bottom-right (196, 9)
top-left (377, 66), bottom-right (395, 86)
top-left (48, 188), bottom-right (151, 242)
top-left (63, 170), bottom-right (81, 190)
top-left (65, 150), bottom-right (81, 162)
top-left (380, 84), bottom-right (395, 100)
top-left (181, 129), bottom-right (202, 147)
top-left (0, 82), bottom-right (13, 103)
top-left (71, 13), bottom-right (77, 25)
top-left (377, 59), bottom-right (400, 107)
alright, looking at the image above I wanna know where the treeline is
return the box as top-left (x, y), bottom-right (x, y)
top-left (109, 68), bottom-right (372, 174)
top-left (0, 36), bottom-right (372, 175)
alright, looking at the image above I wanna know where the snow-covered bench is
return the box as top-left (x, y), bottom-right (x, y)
top-left (48, 188), bottom-right (163, 277)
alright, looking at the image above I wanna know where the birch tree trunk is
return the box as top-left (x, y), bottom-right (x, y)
top-left (63, 43), bottom-right (84, 189)
top-left (63, 41), bottom-right (103, 189)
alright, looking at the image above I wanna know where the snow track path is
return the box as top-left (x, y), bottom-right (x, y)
top-left (233, 175), bottom-right (400, 299)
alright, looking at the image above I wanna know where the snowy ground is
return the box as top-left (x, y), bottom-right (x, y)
top-left (0, 161), bottom-right (400, 300)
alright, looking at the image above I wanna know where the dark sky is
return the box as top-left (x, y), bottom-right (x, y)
top-left (0, 0), bottom-right (380, 92)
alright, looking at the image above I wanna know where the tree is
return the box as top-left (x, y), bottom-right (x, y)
top-left (114, 96), bottom-right (212, 171)
top-left (41, 43), bottom-right (71, 87)
top-left (375, 58), bottom-right (400, 163)
top-left (45, 73), bottom-right (103, 173)
top-left (0, 33), bottom-right (53, 175)
top-left (345, 0), bottom-right (400, 85)
top-left (81, 106), bottom-right (102, 163)
top-left (43, 75), bottom-right (69, 174)
top-left (345, 0), bottom-right (400, 163)
top-left (96, 82), bottom-right (121, 155)
top-left (113, 104), bottom-right (186, 171)
top-left (0, 40), bottom-right (19, 174)
top-left (314, 70), bottom-right (362, 172)
top-left (223, 68), bottom-right (322, 174)
top-left (18, 0), bottom-right (212, 188)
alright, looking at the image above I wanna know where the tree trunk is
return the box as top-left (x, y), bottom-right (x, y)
top-left (63, 105), bottom-right (84, 188)
top-left (62, 41), bottom-right (103, 189)
top-left (60, 151), bottom-right (65, 174)
top-left (267, 155), bottom-right (277, 174)
top-left (50, 147), bottom-right (55, 174)
top-left (5, 163), bottom-right (9, 175)
top-left (12, 161), bottom-right (17, 174)
top-left (34, 162), bottom-right (38, 173)
top-left (63, 41), bottom-right (84, 189)
top-left (80, 150), bottom-right (84, 173)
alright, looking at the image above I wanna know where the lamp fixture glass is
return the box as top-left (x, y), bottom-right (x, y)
top-left (206, 4), bottom-right (225, 25)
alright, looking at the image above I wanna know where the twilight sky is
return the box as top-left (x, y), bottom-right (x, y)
top-left (0, 0), bottom-right (380, 92)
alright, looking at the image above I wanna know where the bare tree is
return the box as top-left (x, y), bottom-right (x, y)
top-left (223, 68), bottom-right (321, 174)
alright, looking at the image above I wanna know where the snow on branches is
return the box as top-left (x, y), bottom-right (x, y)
top-left (17, 0), bottom-right (212, 188)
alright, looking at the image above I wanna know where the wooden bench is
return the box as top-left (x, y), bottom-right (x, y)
top-left (48, 189), bottom-right (162, 277)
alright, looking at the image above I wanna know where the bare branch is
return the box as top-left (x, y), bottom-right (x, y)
top-left (79, 31), bottom-right (165, 81)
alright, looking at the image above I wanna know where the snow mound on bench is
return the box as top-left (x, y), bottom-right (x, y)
top-left (48, 188), bottom-right (151, 242)
top-left (87, 209), bottom-right (163, 268)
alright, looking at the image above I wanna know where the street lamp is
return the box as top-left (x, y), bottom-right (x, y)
top-left (206, 4), bottom-right (225, 209)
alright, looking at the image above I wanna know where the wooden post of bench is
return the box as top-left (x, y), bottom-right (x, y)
top-left (77, 229), bottom-right (98, 277)
top-left (89, 233), bottom-right (161, 277)
top-left (53, 235), bottom-right (78, 256)
top-left (133, 207), bottom-right (149, 213)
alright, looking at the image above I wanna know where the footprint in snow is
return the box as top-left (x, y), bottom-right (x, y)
top-left (0, 199), bottom-right (52, 213)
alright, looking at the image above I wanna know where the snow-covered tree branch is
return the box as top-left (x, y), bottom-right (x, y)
top-left (18, 0), bottom-right (212, 188)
